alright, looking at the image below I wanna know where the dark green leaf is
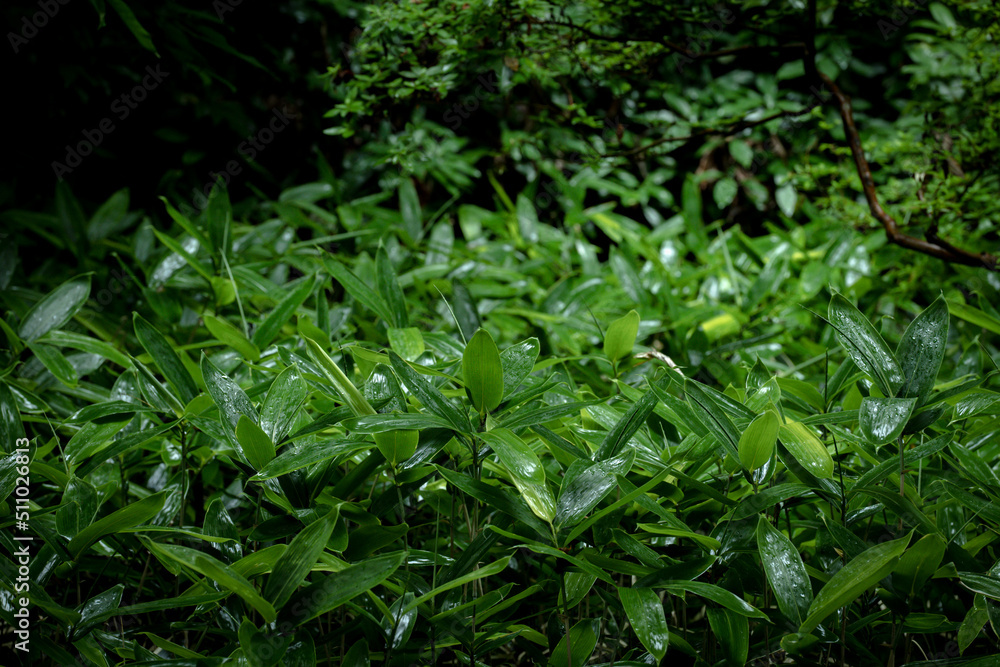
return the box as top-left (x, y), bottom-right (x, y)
top-left (463, 328), bottom-right (504, 415)
top-left (376, 247), bottom-right (408, 328)
top-left (252, 276), bottom-right (317, 350)
top-left (859, 397), bottom-right (916, 445)
top-left (134, 313), bottom-right (199, 404)
top-left (896, 297), bottom-right (949, 404)
top-left (828, 294), bottom-right (903, 397)
top-left (800, 534), bottom-right (910, 634)
top-left (280, 552), bottom-right (404, 626)
top-left (500, 338), bottom-right (539, 398)
top-left (757, 516), bottom-right (812, 625)
top-left (389, 351), bottom-right (471, 433)
top-left (265, 509), bottom-right (339, 609)
top-left (18, 275), bottom-right (91, 343)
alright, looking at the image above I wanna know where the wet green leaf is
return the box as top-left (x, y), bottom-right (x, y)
top-left (756, 516), bottom-right (811, 625)
top-left (387, 327), bottom-right (424, 362)
top-left (69, 490), bottom-right (168, 558)
top-left (894, 533), bottom-right (946, 599)
top-left (778, 421), bottom-right (833, 478)
top-left (896, 297), bottom-right (948, 404)
top-left (142, 537), bottom-right (276, 623)
top-left (377, 247), bottom-right (409, 328)
top-left (19, 275), bottom-right (91, 343)
top-left (620, 587), bottom-right (668, 663)
top-left (480, 428), bottom-right (555, 523)
top-left (707, 608), bottom-right (748, 667)
top-left (281, 552), bottom-right (404, 626)
top-left (252, 276), bottom-right (317, 350)
top-left (859, 397), bottom-right (916, 445)
top-left (828, 294), bottom-right (903, 397)
top-left (389, 351), bottom-right (470, 433)
top-left (500, 337), bottom-right (539, 398)
top-left (548, 619), bottom-right (598, 667)
top-left (373, 429), bottom-right (419, 466)
top-left (236, 415), bottom-right (276, 471)
top-left (305, 336), bottom-right (376, 417)
top-left (260, 365), bottom-right (307, 444)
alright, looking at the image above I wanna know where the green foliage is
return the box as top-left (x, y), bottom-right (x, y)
top-left (2, 178), bottom-right (999, 665)
top-left (3, 0), bottom-right (1000, 664)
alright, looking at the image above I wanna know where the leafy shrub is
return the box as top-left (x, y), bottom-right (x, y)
top-left (2, 183), bottom-right (1000, 666)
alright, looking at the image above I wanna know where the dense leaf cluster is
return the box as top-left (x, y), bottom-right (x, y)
top-left (2, 181), bottom-right (999, 665)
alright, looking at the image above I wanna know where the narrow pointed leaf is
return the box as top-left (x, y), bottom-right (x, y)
top-left (620, 587), bottom-right (669, 663)
top-left (894, 533), bottom-right (946, 599)
top-left (252, 276), bottom-right (317, 350)
top-left (828, 294), bottom-right (903, 397)
top-left (364, 363), bottom-right (407, 414)
top-left (204, 314), bottom-right (260, 361)
top-left (142, 538), bottom-right (276, 623)
top-left (305, 336), bottom-right (376, 417)
top-left (398, 178), bottom-right (422, 242)
top-left (596, 379), bottom-right (666, 461)
top-left (556, 450), bottom-right (633, 528)
top-left (707, 608), bottom-right (749, 667)
top-left (19, 275), bottom-right (91, 343)
top-left (480, 428), bottom-right (555, 523)
top-left (685, 379), bottom-right (740, 458)
top-left (236, 415), bottom-right (276, 471)
top-left (800, 534), bottom-right (910, 634)
top-left (436, 466), bottom-right (550, 538)
top-left (201, 355), bottom-right (257, 430)
top-left (28, 342), bottom-right (78, 387)
top-left (778, 421), bottom-right (833, 478)
top-left (324, 258), bottom-right (393, 325)
top-left (548, 619), bottom-right (598, 667)
top-left (388, 351), bottom-right (471, 433)
top-left (251, 438), bottom-right (371, 481)
top-left (463, 329), bottom-right (504, 414)
top-left (896, 297), bottom-right (948, 403)
top-left (500, 338), bottom-right (539, 398)
top-left (134, 313), bottom-right (199, 404)
top-left (68, 490), bottom-right (168, 558)
top-left (376, 247), bottom-right (408, 328)
top-left (265, 509), bottom-right (339, 609)
top-left (661, 581), bottom-right (767, 619)
top-left (281, 552), bottom-right (404, 626)
top-left (260, 365), bottom-right (307, 444)
top-left (757, 516), bottom-right (812, 625)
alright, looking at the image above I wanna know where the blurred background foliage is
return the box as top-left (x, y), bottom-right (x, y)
top-left (3, 0), bottom-right (998, 273)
